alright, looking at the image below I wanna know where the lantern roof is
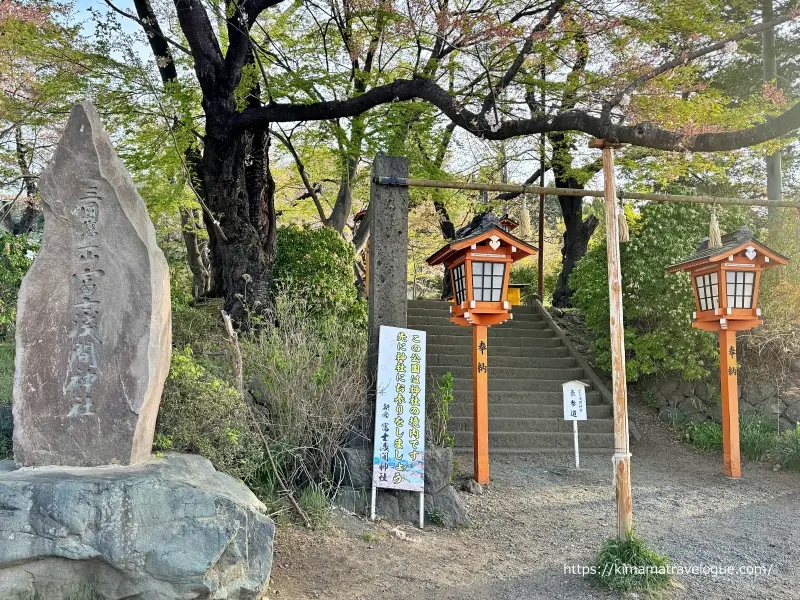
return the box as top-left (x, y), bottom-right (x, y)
top-left (499, 214), bottom-right (519, 231)
top-left (426, 212), bottom-right (538, 266)
top-left (666, 226), bottom-right (788, 273)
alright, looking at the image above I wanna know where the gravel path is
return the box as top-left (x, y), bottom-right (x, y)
top-left (269, 399), bottom-right (800, 599)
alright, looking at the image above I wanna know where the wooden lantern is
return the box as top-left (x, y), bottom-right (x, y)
top-left (427, 217), bottom-right (537, 484)
top-left (667, 226), bottom-right (788, 478)
top-left (667, 227), bottom-right (788, 332)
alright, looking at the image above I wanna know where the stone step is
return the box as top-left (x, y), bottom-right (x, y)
top-left (448, 416), bottom-right (615, 434)
top-left (428, 334), bottom-right (559, 348)
top-left (408, 317), bottom-right (547, 329)
top-left (419, 325), bottom-right (558, 339)
top-left (431, 355), bottom-right (577, 369)
top-left (408, 301), bottom-right (539, 314)
top-left (451, 431), bottom-right (615, 450)
top-left (431, 366), bottom-right (586, 381)
top-left (446, 391), bottom-right (604, 406)
top-left (451, 378), bottom-right (593, 392)
top-left (448, 402), bottom-right (611, 419)
top-left (426, 341), bottom-right (565, 356)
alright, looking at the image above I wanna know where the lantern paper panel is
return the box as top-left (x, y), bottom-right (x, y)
top-left (452, 263), bottom-right (467, 304)
top-left (695, 272), bottom-right (719, 312)
top-left (726, 270), bottom-right (755, 309)
top-left (472, 262), bottom-right (506, 302)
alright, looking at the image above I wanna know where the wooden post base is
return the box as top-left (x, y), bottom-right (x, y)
top-left (473, 325), bottom-right (489, 485)
top-left (719, 329), bottom-right (741, 479)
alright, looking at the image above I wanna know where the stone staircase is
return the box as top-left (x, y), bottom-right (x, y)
top-left (409, 299), bottom-right (616, 453)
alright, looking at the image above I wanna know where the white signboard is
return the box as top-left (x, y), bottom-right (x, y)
top-left (372, 325), bottom-right (426, 493)
top-left (563, 380), bottom-right (588, 421)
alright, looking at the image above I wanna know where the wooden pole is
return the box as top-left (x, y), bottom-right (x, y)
top-left (473, 324), bottom-right (490, 484)
top-left (538, 127), bottom-right (546, 300)
top-left (719, 330), bottom-right (742, 479)
top-left (538, 193), bottom-right (545, 299)
top-left (600, 143), bottom-right (634, 542)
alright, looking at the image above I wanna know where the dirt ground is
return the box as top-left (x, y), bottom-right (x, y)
top-left (268, 397), bottom-right (800, 600)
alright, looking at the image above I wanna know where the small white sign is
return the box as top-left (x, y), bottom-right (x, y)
top-left (563, 380), bottom-right (589, 421)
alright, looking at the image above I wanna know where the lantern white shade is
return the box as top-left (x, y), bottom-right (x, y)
top-left (726, 270), bottom-right (755, 309)
top-left (695, 272), bottom-right (719, 311)
top-left (472, 261), bottom-right (505, 302)
top-left (452, 263), bottom-right (467, 304)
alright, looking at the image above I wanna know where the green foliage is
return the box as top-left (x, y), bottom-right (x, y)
top-left (156, 348), bottom-right (260, 481)
top-left (0, 343), bottom-right (13, 404)
top-left (427, 372), bottom-right (454, 448)
top-left (775, 425), bottom-right (800, 471)
top-left (426, 507), bottom-right (445, 527)
top-left (685, 421), bottom-right (723, 452)
top-left (273, 225), bottom-right (365, 323)
top-left (0, 233), bottom-right (37, 341)
top-left (593, 532), bottom-right (671, 594)
top-left (739, 413), bottom-right (778, 461)
top-left (299, 486), bottom-right (330, 529)
top-left (570, 201), bottom-right (759, 381)
top-left (243, 290), bottom-right (367, 497)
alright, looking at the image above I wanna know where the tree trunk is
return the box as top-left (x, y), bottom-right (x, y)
top-left (14, 127), bottom-right (40, 234)
top-left (551, 181), bottom-right (598, 307)
top-left (179, 206), bottom-right (211, 298)
top-left (202, 124), bottom-right (276, 323)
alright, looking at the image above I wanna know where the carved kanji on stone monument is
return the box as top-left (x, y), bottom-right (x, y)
top-left (12, 102), bottom-right (171, 467)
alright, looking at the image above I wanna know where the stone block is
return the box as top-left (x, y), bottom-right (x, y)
top-left (0, 452), bottom-right (273, 600)
top-left (667, 390), bottom-right (684, 407)
top-left (694, 381), bottom-right (710, 402)
top-left (424, 446), bottom-right (453, 494)
top-left (334, 446), bottom-right (372, 489)
top-left (679, 380), bottom-right (695, 398)
top-left (658, 378), bottom-right (679, 396)
top-left (783, 401), bottom-right (800, 422)
top-left (13, 102), bottom-right (170, 467)
top-left (425, 487), bottom-right (469, 528)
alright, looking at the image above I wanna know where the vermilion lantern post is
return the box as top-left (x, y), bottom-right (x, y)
top-left (427, 215), bottom-right (537, 484)
top-left (667, 227), bottom-right (788, 478)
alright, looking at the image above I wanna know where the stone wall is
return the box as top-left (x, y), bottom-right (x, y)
top-left (640, 367), bottom-right (800, 430)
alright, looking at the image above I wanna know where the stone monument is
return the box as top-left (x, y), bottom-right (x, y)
top-left (13, 101), bottom-right (171, 467)
top-left (0, 102), bottom-right (274, 600)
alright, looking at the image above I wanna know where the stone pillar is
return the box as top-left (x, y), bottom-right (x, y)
top-left (367, 155), bottom-right (409, 395)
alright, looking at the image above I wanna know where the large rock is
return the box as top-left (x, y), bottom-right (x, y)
top-left (0, 452), bottom-right (274, 600)
top-left (13, 101), bottom-right (170, 467)
top-left (332, 445), bottom-right (469, 527)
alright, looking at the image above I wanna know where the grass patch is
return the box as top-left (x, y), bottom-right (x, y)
top-left (685, 421), bottom-right (723, 452)
top-left (593, 532), bottom-right (671, 594)
top-left (425, 507), bottom-right (445, 527)
top-left (739, 413), bottom-right (779, 461)
top-left (358, 530), bottom-right (386, 543)
top-left (298, 487), bottom-right (330, 529)
top-left (775, 425), bottom-right (800, 471)
top-left (0, 343), bottom-right (13, 404)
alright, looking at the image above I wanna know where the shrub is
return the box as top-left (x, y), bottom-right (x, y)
top-left (299, 486), bottom-right (330, 528)
top-left (593, 532), bottom-right (671, 594)
top-left (0, 343), bottom-right (13, 404)
top-left (739, 412), bottom-right (778, 461)
top-left (775, 425), bottom-right (800, 471)
top-left (243, 290), bottom-right (368, 498)
top-left (570, 201), bottom-right (759, 382)
top-left (156, 347), bottom-right (260, 481)
top-left (0, 431), bottom-right (11, 460)
top-left (427, 371), bottom-right (454, 448)
top-left (685, 421), bottom-right (723, 451)
top-left (0, 232), bottom-right (37, 342)
top-left (273, 225), bottom-right (365, 324)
